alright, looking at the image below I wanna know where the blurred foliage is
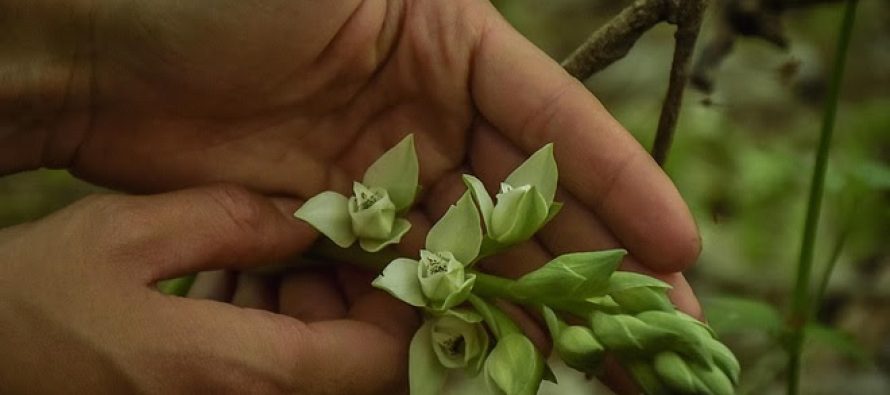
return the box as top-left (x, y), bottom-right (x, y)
top-left (1, 0), bottom-right (888, 394)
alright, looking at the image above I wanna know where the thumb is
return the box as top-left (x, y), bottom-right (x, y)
top-left (112, 184), bottom-right (317, 282)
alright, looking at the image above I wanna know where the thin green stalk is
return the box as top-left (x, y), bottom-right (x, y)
top-left (786, 1), bottom-right (858, 394)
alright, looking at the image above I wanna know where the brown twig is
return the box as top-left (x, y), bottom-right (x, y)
top-left (652, 0), bottom-right (709, 166)
top-left (561, 0), bottom-right (709, 166)
top-left (561, 0), bottom-right (669, 80)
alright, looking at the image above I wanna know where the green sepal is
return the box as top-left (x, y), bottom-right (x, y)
top-left (504, 143), bottom-right (558, 205)
top-left (426, 191), bottom-right (482, 265)
top-left (490, 185), bottom-right (548, 244)
top-left (359, 218), bottom-right (411, 252)
top-left (362, 134), bottom-right (419, 211)
top-left (484, 333), bottom-right (544, 395)
top-left (468, 294), bottom-right (520, 339)
top-left (463, 174), bottom-right (494, 231)
top-left (371, 258), bottom-right (426, 307)
top-left (409, 321), bottom-right (448, 395)
top-left (293, 191), bottom-right (356, 248)
top-left (429, 274), bottom-right (476, 313)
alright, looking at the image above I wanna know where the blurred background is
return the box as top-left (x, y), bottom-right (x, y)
top-left (1, 1), bottom-right (887, 394)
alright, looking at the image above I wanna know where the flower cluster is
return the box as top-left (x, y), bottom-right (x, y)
top-left (293, 135), bottom-right (738, 395)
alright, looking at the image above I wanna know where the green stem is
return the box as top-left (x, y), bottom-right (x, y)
top-left (786, 1), bottom-right (858, 394)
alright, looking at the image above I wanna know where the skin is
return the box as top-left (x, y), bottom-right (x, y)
top-left (1, 0), bottom-right (702, 393)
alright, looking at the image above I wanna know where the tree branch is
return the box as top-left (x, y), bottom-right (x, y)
top-left (652, 0), bottom-right (709, 166)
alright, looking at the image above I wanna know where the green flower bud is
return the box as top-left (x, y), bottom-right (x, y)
top-left (418, 250), bottom-right (475, 311)
top-left (653, 352), bottom-right (706, 394)
top-left (484, 333), bottom-right (544, 395)
top-left (489, 184), bottom-right (549, 244)
top-left (590, 312), bottom-right (678, 355)
top-left (431, 312), bottom-right (490, 374)
top-left (626, 360), bottom-right (671, 395)
top-left (690, 362), bottom-right (735, 395)
top-left (636, 310), bottom-right (713, 365)
top-left (704, 337), bottom-right (740, 385)
top-left (348, 182), bottom-right (396, 239)
top-left (554, 325), bottom-right (605, 372)
top-left (610, 286), bottom-right (673, 313)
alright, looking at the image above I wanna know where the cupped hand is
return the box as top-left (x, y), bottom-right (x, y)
top-left (49, 0), bottom-right (702, 388)
top-left (0, 184), bottom-right (418, 394)
top-left (59, 0), bottom-right (699, 295)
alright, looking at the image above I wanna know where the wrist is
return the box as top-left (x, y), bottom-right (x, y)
top-left (0, 0), bottom-right (94, 175)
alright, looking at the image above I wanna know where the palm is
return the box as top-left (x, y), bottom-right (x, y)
top-left (72, 0), bottom-right (701, 380)
top-left (75, 0), bottom-right (474, 199)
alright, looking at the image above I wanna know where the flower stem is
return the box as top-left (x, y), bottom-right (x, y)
top-left (786, 1), bottom-right (858, 394)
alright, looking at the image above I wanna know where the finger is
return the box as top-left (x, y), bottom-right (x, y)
top-left (105, 184), bottom-right (317, 282)
top-left (278, 268), bottom-right (347, 322)
top-left (230, 272), bottom-right (278, 311)
top-left (471, 7), bottom-right (700, 273)
top-left (186, 270), bottom-right (235, 301)
top-left (155, 296), bottom-right (416, 395)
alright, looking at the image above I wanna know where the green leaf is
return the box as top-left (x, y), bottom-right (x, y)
top-left (504, 143), bottom-right (558, 205)
top-left (605, 271), bottom-right (672, 294)
top-left (426, 191), bottom-right (482, 264)
top-left (358, 218), bottom-right (411, 252)
top-left (409, 321), bottom-right (448, 395)
top-left (702, 296), bottom-right (783, 337)
top-left (362, 134), bottom-right (419, 211)
top-left (463, 174), bottom-right (494, 230)
top-left (805, 323), bottom-right (871, 364)
top-left (371, 259), bottom-right (426, 307)
top-left (157, 274), bottom-right (196, 296)
top-left (294, 191), bottom-right (356, 248)
top-left (513, 250), bottom-right (626, 301)
top-left (484, 333), bottom-right (544, 395)
top-left (490, 186), bottom-right (549, 244)
top-left (468, 295), bottom-right (520, 339)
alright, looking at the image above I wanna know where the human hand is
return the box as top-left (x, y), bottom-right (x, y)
top-left (9, 0), bottom-right (701, 391)
top-left (0, 184), bottom-right (418, 394)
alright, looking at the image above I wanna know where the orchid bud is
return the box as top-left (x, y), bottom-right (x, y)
top-left (610, 285), bottom-right (673, 313)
